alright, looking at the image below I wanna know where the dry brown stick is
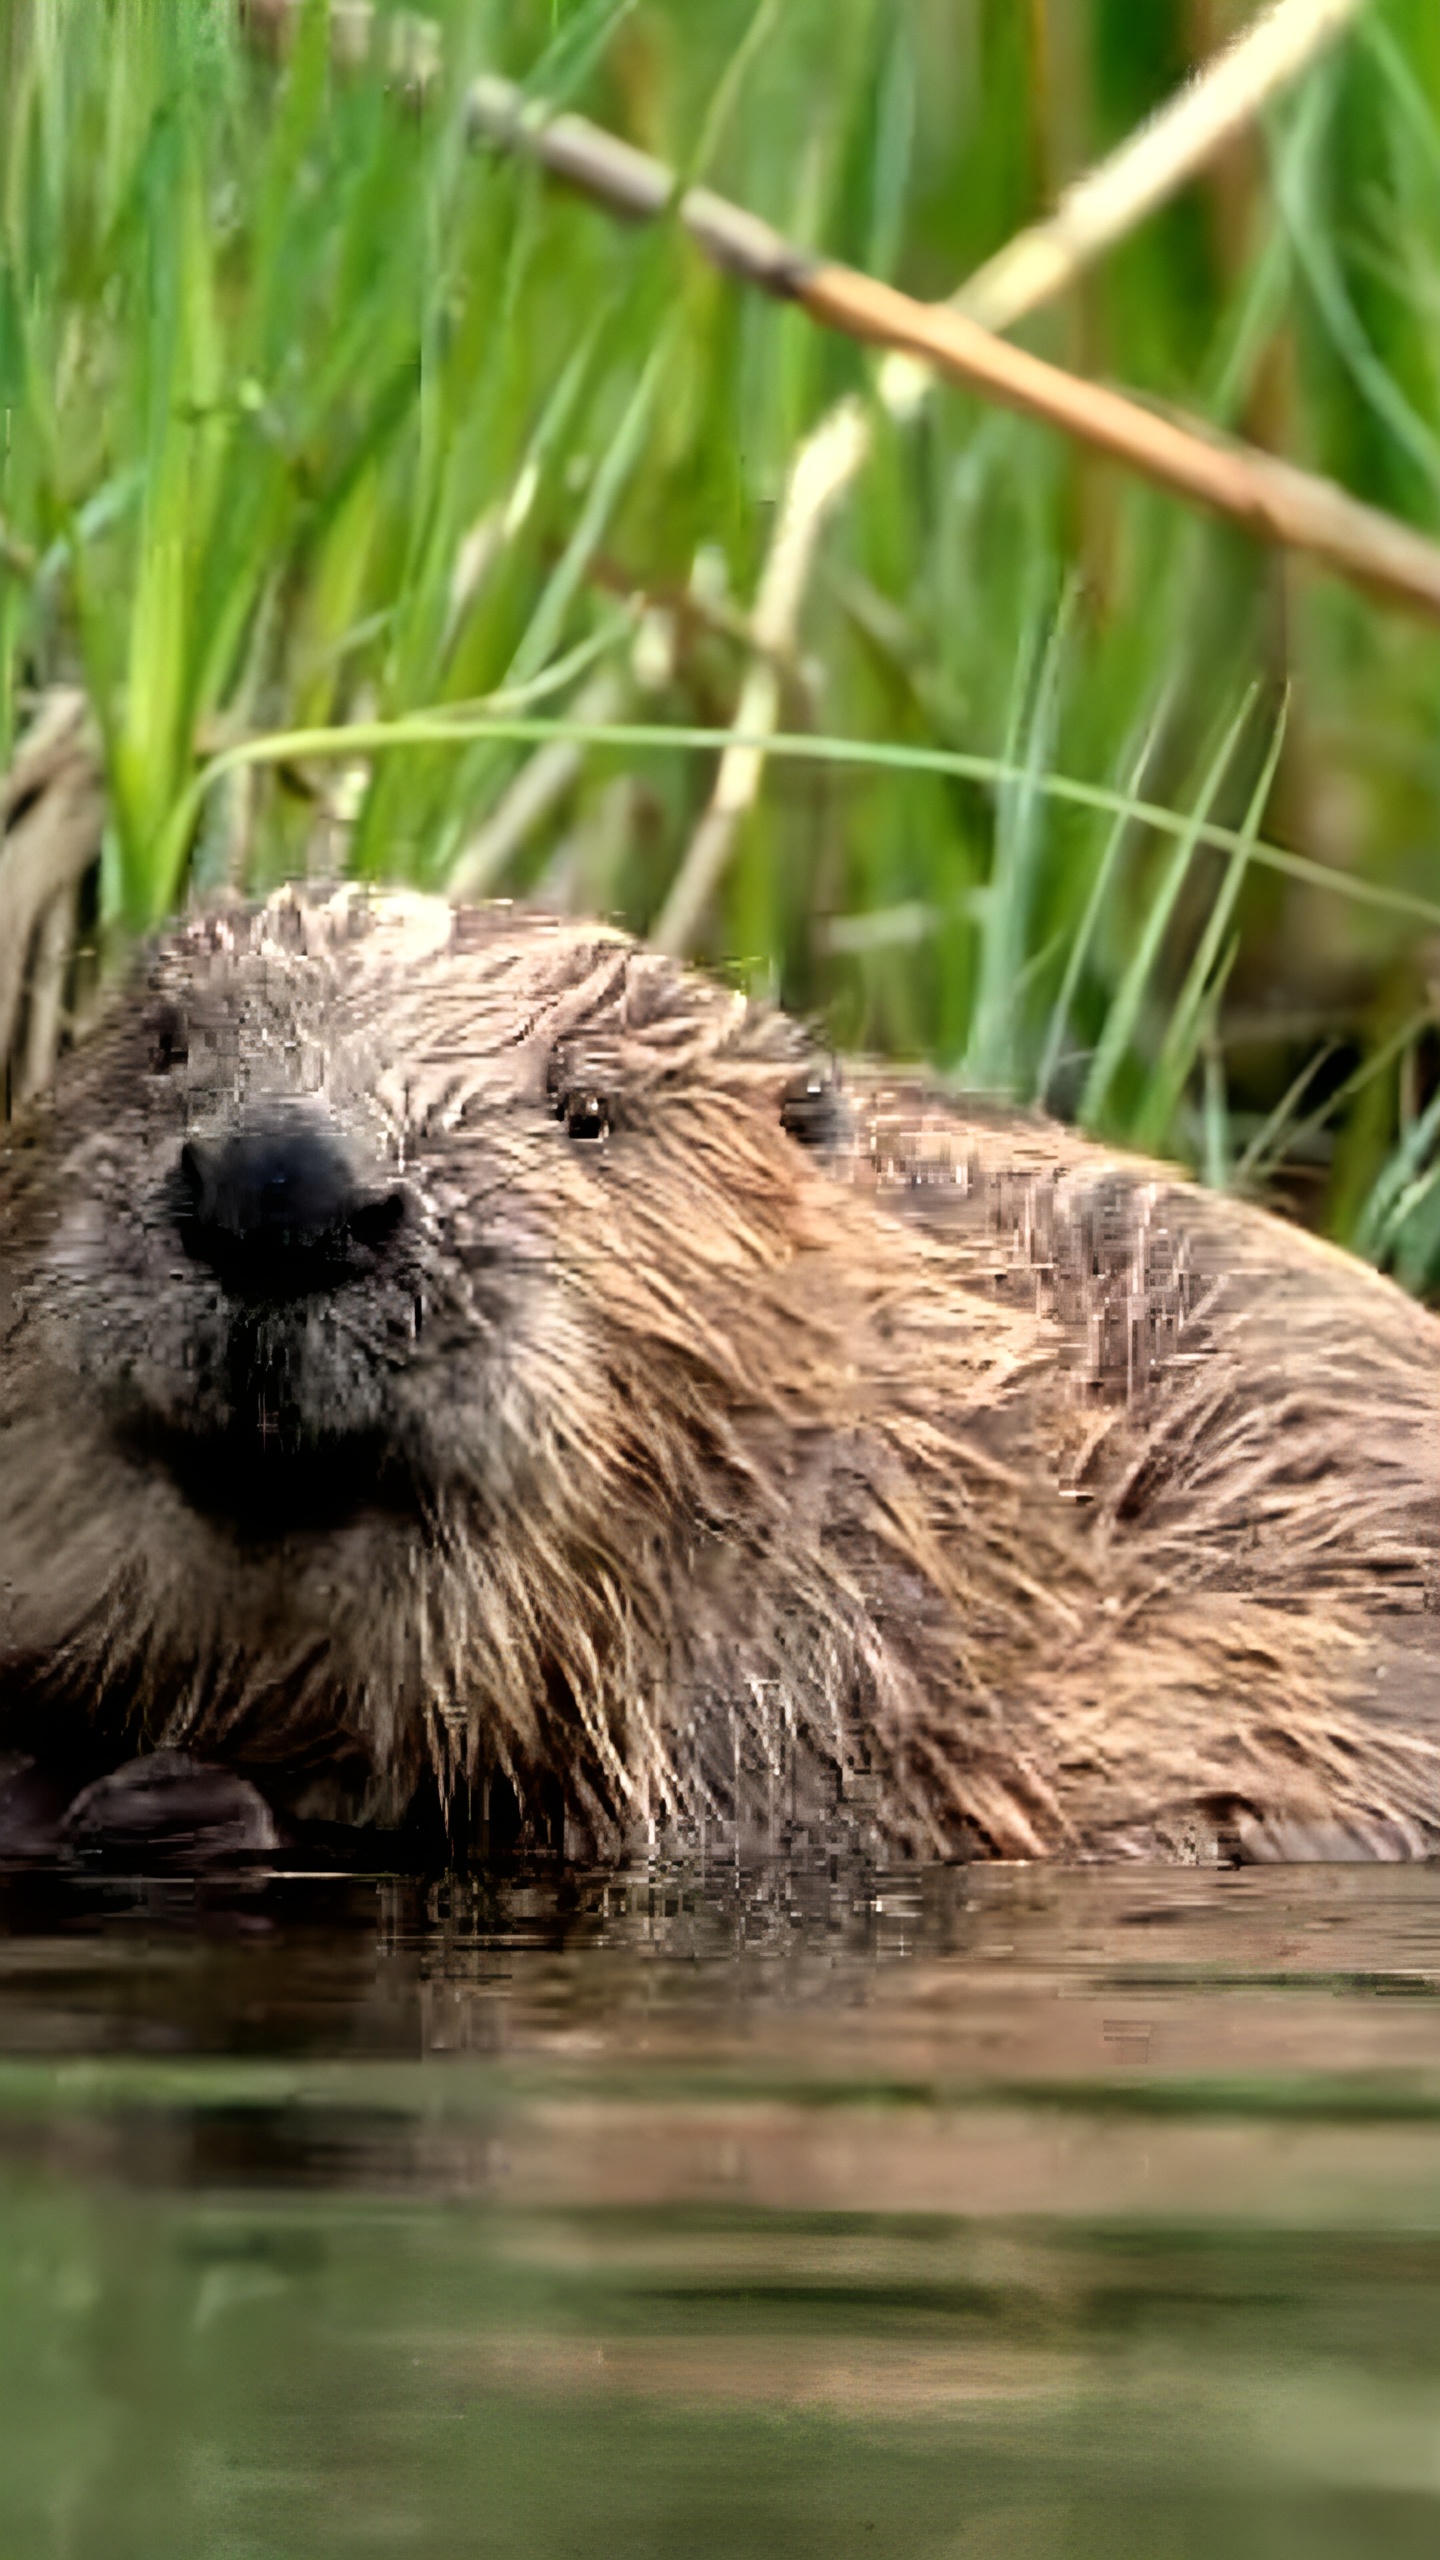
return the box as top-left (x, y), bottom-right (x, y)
top-left (467, 68), bottom-right (1440, 629)
top-left (16, 881), bottom-right (79, 1105)
top-left (0, 690), bottom-right (106, 1090)
top-left (808, 266), bottom-right (1440, 607)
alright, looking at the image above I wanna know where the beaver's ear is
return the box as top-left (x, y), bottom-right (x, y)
top-left (146, 1000), bottom-right (191, 1076)
top-left (779, 1062), bottom-right (850, 1152)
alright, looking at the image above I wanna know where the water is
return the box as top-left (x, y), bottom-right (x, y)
top-left (4, 1858), bottom-right (1440, 2558)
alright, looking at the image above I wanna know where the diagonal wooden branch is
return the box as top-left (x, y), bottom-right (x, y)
top-left (797, 262), bottom-right (1439, 603)
top-left (467, 57), bottom-right (1430, 619)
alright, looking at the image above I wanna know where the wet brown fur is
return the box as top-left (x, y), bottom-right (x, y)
top-left (1, 885), bottom-right (1438, 1863)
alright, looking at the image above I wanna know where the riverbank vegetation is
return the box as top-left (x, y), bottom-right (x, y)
top-left (4, 0), bottom-right (1440, 1281)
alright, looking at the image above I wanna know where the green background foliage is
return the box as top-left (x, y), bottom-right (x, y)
top-left (5, 0), bottom-right (1440, 1276)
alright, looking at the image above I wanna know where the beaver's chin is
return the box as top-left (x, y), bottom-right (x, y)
top-left (117, 1403), bottom-right (423, 1540)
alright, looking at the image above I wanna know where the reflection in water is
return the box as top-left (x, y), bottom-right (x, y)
top-left (3, 1861), bottom-right (1440, 2556)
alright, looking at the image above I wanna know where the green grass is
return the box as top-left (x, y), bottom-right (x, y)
top-left (5, 0), bottom-right (1440, 1282)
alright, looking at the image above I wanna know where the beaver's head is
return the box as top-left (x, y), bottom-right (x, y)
top-left (0, 886), bottom-right (875, 1817)
top-left (27, 886), bottom-right (838, 1511)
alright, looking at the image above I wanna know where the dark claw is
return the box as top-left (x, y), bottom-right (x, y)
top-left (60, 1752), bottom-right (281, 1871)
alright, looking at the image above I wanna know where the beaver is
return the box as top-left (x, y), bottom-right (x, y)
top-left (0, 881), bottom-right (1437, 1866)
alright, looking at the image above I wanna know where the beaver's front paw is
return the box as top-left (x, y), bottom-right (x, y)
top-left (60, 1752), bottom-right (281, 1870)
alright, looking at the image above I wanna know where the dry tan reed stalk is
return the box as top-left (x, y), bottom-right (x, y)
top-left (448, 667), bottom-right (627, 901)
top-left (0, 691), bottom-right (106, 1097)
top-left (950, 0), bottom-right (1366, 340)
top-left (655, 401), bottom-right (870, 952)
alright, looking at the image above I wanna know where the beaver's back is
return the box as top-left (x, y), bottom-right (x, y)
top-left (830, 1073), bottom-right (1440, 1857)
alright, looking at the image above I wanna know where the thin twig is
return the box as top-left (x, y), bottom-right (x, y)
top-left (653, 401), bottom-right (869, 952)
top-left (159, 710), bottom-right (1440, 936)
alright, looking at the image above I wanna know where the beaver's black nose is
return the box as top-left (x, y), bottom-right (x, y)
top-left (177, 1120), bottom-right (405, 1295)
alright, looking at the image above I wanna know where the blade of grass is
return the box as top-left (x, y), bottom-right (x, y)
top-left (1243, 1008), bottom-right (1436, 1193)
top-left (148, 705), bottom-right (1440, 939)
top-left (1202, 1024), bottom-right (1234, 1193)
top-left (683, 0), bottom-right (786, 191)
top-left (376, 321), bottom-right (674, 888)
top-left (1232, 1040), bottom-right (1342, 1188)
top-left (520, 0), bottom-right (642, 115)
top-left (109, 103), bottom-right (224, 914)
top-left (1353, 1078), bottom-right (1440, 1259)
top-left (1035, 680), bottom-right (1176, 1108)
top-left (965, 576), bottom-right (1077, 1090)
top-left (1132, 697), bottom-right (1289, 1153)
top-left (1078, 687), bottom-right (1260, 1135)
top-left (1272, 62), bottom-right (1440, 501)
top-left (507, 335), bottom-right (672, 690)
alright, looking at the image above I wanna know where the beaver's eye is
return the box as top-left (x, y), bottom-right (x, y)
top-left (150, 1004), bottom-right (190, 1074)
top-left (781, 1068), bottom-right (846, 1149)
top-left (547, 1045), bottom-right (613, 1143)
top-left (559, 1087), bottom-right (611, 1145)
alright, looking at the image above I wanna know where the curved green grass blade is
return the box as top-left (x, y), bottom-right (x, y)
top-left (1132, 699), bottom-right (1289, 1154)
top-left (144, 708), bottom-right (1440, 941)
top-left (1077, 689), bottom-right (1259, 1136)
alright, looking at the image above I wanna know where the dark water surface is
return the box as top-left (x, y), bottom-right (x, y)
top-left (4, 1859), bottom-right (1440, 2558)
